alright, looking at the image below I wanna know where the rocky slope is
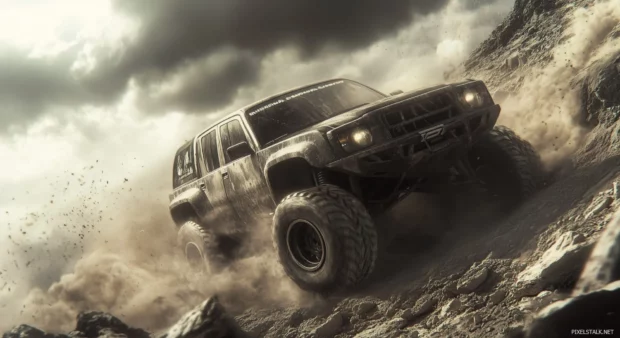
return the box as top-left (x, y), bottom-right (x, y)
top-left (4, 0), bottom-right (620, 337)
top-left (6, 184), bottom-right (620, 338)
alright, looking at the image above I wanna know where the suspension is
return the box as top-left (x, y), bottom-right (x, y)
top-left (315, 169), bottom-right (328, 185)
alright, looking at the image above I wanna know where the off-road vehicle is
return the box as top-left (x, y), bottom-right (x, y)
top-left (168, 78), bottom-right (544, 293)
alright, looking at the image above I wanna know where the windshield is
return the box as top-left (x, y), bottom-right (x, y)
top-left (245, 80), bottom-right (385, 147)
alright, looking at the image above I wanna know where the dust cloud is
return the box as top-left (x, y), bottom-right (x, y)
top-left (1, 160), bottom-right (311, 334)
top-left (489, 0), bottom-right (620, 168)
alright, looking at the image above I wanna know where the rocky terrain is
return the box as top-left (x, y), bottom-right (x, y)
top-left (4, 0), bottom-right (620, 337)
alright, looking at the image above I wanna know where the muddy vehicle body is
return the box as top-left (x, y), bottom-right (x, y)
top-left (169, 78), bottom-right (543, 293)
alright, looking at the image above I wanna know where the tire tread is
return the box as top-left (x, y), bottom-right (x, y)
top-left (484, 125), bottom-right (545, 198)
top-left (274, 185), bottom-right (378, 291)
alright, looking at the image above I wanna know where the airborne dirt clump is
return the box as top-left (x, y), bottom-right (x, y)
top-left (5, 0), bottom-right (620, 337)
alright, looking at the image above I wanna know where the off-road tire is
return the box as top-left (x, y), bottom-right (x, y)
top-left (273, 184), bottom-right (378, 293)
top-left (471, 125), bottom-right (545, 206)
top-left (177, 221), bottom-right (224, 275)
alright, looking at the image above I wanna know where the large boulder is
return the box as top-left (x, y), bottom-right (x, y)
top-left (580, 52), bottom-right (620, 127)
top-left (2, 325), bottom-right (69, 338)
top-left (574, 207), bottom-right (620, 294)
top-left (74, 312), bottom-right (150, 338)
top-left (3, 296), bottom-right (246, 338)
top-left (1, 312), bottom-right (149, 338)
top-left (524, 208), bottom-right (620, 337)
top-left (514, 231), bottom-right (593, 298)
top-left (525, 281), bottom-right (620, 338)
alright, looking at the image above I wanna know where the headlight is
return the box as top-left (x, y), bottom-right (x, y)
top-left (457, 82), bottom-right (493, 109)
top-left (351, 128), bottom-right (373, 146)
top-left (460, 89), bottom-right (485, 108)
top-left (338, 126), bottom-right (373, 152)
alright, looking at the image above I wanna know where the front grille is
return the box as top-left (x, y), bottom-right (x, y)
top-left (382, 93), bottom-right (457, 138)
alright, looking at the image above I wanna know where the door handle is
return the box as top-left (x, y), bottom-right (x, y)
top-left (199, 183), bottom-right (206, 190)
top-left (222, 172), bottom-right (229, 179)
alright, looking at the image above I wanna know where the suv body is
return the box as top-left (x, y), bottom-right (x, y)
top-left (170, 79), bottom-right (498, 225)
top-left (168, 78), bottom-right (541, 292)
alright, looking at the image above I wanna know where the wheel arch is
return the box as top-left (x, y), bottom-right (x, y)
top-left (262, 137), bottom-right (359, 204)
top-left (169, 187), bottom-right (209, 227)
top-left (266, 157), bottom-right (316, 204)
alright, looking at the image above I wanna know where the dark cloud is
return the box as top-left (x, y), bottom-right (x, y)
top-left (132, 49), bottom-right (260, 114)
top-left (0, 45), bottom-right (93, 131)
top-left (85, 0), bottom-right (454, 112)
top-left (0, 0), bottom-right (512, 132)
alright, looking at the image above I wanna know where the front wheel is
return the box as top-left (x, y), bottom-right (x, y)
top-left (469, 125), bottom-right (545, 209)
top-left (273, 185), bottom-right (378, 294)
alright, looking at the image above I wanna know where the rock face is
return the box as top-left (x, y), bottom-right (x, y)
top-left (74, 312), bottom-right (151, 338)
top-left (312, 312), bottom-right (343, 338)
top-left (521, 207), bottom-right (620, 337)
top-left (465, 0), bottom-right (563, 76)
top-left (3, 325), bottom-right (69, 338)
top-left (525, 281), bottom-right (620, 338)
top-left (455, 265), bottom-right (489, 294)
top-left (575, 207), bottom-right (620, 294)
top-left (581, 53), bottom-right (620, 127)
top-left (2, 297), bottom-right (245, 338)
top-left (2, 312), bottom-right (152, 338)
top-left (467, 0), bottom-right (558, 63)
top-left (354, 302), bottom-right (377, 318)
top-left (489, 289), bottom-right (508, 305)
top-left (410, 295), bottom-right (437, 318)
top-left (515, 231), bottom-right (593, 298)
top-left (162, 297), bottom-right (246, 338)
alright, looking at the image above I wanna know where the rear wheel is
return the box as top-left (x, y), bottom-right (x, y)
top-left (273, 185), bottom-right (378, 293)
top-left (177, 221), bottom-right (225, 275)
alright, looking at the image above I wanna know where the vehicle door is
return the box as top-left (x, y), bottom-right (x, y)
top-left (196, 128), bottom-right (240, 232)
top-left (218, 116), bottom-right (275, 225)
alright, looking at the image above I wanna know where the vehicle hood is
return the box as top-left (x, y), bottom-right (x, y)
top-left (286, 82), bottom-right (460, 137)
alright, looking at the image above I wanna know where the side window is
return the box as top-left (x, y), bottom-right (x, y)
top-left (172, 142), bottom-right (197, 188)
top-left (200, 130), bottom-right (221, 172)
top-left (220, 119), bottom-right (250, 164)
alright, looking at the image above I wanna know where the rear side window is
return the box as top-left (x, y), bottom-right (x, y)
top-left (200, 130), bottom-right (221, 172)
top-left (172, 141), bottom-right (197, 188)
top-left (220, 119), bottom-right (250, 163)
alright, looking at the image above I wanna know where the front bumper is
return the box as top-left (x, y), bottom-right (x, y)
top-left (326, 104), bottom-right (500, 176)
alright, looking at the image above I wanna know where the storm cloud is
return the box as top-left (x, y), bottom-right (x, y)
top-left (0, 0), bottom-right (510, 132)
top-left (0, 45), bottom-right (93, 132)
top-left (83, 0), bottom-right (456, 112)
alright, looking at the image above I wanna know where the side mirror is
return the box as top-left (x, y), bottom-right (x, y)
top-left (389, 90), bottom-right (404, 96)
top-left (226, 141), bottom-right (253, 160)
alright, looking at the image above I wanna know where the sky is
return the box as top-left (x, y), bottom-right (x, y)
top-left (0, 0), bottom-right (516, 331)
top-left (0, 0), bottom-right (515, 231)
